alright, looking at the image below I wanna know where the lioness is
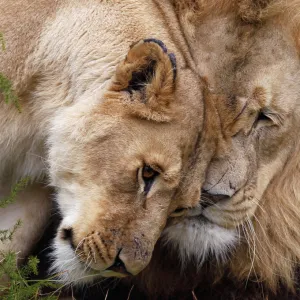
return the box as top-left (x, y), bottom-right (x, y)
top-left (130, 0), bottom-right (300, 299)
top-left (0, 0), bottom-right (205, 284)
top-left (3, 0), bottom-right (300, 299)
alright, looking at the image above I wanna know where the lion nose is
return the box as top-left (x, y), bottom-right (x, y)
top-left (201, 188), bottom-right (230, 208)
top-left (106, 250), bottom-right (131, 275)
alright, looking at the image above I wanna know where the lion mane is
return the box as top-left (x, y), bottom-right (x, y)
top-left (126, 1), bottom-right (300, 299)
top-left (2, 1), bottom-right (300, 299)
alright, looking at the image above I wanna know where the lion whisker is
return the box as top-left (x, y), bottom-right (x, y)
top-left (245, 215), bottom-right (258, 286)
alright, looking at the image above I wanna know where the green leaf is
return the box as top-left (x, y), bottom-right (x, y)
top-left (0, 177), bottom-right (30, 208)
top-left (0, 73), bottom-right (21, 112)
top-left (0, 220), bottom-right (22, 242)
top-left (0, 32), bottom-right (5, 51)
top-left (21, 256), bottom-right (39, 277)
top-left (0, 251), bottom-right (60, 300)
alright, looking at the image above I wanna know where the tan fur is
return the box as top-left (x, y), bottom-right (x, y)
top-left (0, 184), bottom-right (52, 260)
top-left (0, 0), bottom-right (62, 90)
top-left (0, 0), bottom-right (204, 282)
top-left (3, 0), bottom-right (300, 296)
top-left (163, 0), bottom-right (300, 294)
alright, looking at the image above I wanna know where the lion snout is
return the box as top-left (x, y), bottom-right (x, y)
top-left (118, 237), bottom-right (153, 275)
top-left (70, 230), bottom-right (152, 277)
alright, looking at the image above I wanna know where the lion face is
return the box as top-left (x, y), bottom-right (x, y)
top-left (202, 23), bottom-right (300, 227)
top-left (48, 39), bottom-right (203, 283)
top-left (201, 91), bottom-right (295, 227)
top-left (164, 15), bottom-right (300, 266)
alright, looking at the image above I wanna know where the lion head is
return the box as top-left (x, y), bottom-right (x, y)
top-left (48, 39), bottom-right (204, 283)
top-left (158, 0), bottom-right (300, 295)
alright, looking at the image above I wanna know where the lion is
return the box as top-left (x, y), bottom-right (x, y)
top-left (126, 0), bottom-right (300, 299)
top-left (0, 0), bottom-right (206, 285)
top-left (3, 0), bottom-right (300, 299)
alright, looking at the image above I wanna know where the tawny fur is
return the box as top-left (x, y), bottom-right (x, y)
top-left (136, 0), bottom-right (300, 297)
top-left (2, 0), bottom-right (300, 298)
top-left (0, 0), bottom-right (204, 286)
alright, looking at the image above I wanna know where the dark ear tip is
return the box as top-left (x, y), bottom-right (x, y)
top-left (143, 39), bottom-right (177, 82)
top-left (143, 38), bottom-right (168, 53)
top-left (168, 53), bottom-right (177, 82)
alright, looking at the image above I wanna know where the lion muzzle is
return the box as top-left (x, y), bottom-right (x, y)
top-left (70, 230), bottom-right (152, 277)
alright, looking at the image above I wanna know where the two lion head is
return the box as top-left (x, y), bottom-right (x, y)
top-left (48, 0), bottom-right (300, 298)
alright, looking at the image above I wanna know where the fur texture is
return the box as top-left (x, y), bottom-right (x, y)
top-left (2, 0), bottom-right (300, 299)
top-left (0, 0), bottom-right (204, 286)
top-left (163, 217), bottom-right (237, 267)
top-left (131, 0), bottom-right (300, 297)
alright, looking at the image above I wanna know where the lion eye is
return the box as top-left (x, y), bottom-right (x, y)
top-left (170, 207), bottom-right (187, 217)
top-left (253, 109), bottom-right (278, 130)
top-left (142, 165), bottom-right (158, 194)
top-left (142, 165), bottom-right (157, 179)
top-left (257, 111), bottom-right (271, 122)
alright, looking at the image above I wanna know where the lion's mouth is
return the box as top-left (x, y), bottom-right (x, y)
top-left (105, 252), bottom-right (132, 277)
top-left (185, 213), bottom-right (216, 227)
top-left (76, 256), bottom-right (132, 278)
top-left (201, 190), bottom-right (231, 208)
top-left (185, 202), bottom-right (215, 224)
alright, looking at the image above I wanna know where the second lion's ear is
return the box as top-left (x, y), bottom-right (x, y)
top-left (104, 39), bottom-right (177, 121)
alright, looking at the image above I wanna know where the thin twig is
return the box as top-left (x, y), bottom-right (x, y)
top-left (104, 289), bottom-right (109, 300)
top-left (127, 285), bottom-right (135, 300)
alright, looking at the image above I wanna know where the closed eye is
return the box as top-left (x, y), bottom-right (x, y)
top-left (256, 107), bottom-right (285, 125)
top-left (257, 110), bottom-right (272, 122)
top-left (254, 109), bottom-right (282, 129)
top-left (170, 207), bottom-right (187, 217)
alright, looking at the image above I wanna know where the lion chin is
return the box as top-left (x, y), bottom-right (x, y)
top-left (163, 216), bottom-right (237, 267)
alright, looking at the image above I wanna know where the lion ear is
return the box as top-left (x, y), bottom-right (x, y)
top-left (105, 39), bottom-right (177, 121)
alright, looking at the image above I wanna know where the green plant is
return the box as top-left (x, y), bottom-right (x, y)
top-left (0, 73), bottom-right (21, 112)
top-left (0, 177), bottom-right (30, 209)
top-left (0, 252), bottom-right (60, 300)
top-left (0, 177), bottom-right (30, 242)
top-left (0, 39), bottom-right (60, 295)
top-left (0, 220), bottom-right (22, 243)
top-left (0, 181), bottom-right (61, 299)
top-left (0, 32), bottom-right (21, 112)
